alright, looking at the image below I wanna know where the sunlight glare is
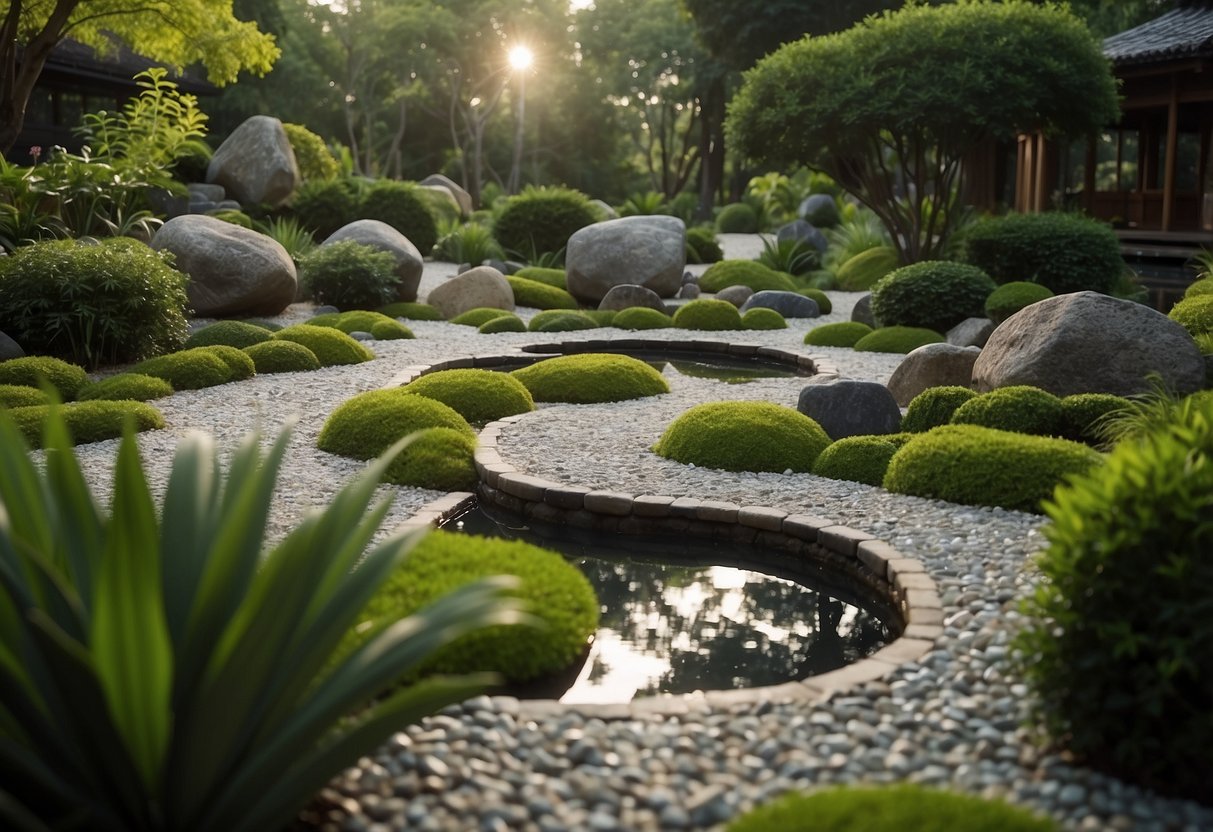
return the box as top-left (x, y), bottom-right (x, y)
top-left (508, 45), bottom-right (534, 71)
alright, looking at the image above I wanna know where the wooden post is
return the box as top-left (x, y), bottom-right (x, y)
top-left (1034, 134), bottom-right (1048, 212)
top-left (1162, 75), bottom-right (1180, 230)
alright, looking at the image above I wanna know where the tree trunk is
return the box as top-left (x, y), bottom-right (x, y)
top-left (0, 1), bottom-right (80, 155)
top-left (696, 75), bottom-right (725, 221)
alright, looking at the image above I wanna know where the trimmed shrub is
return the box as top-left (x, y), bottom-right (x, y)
top-left (950, 385), bottom-right (1064, 436)
top-left (299, 241), bottom-right (401, 310)
top-left (901, 386), bottom-right (978, 433)
top-left (184, 321), bottom-right (274, 350)
top-left (883, 424), bottom-right (1103, 512)
top-left (379, 427), bottom-right (478, 491)
top-left (322, 310), bottom-right (414, 340)
top-left (242, 340), bottom-right (321, 374)
top-left (513, 267), bottom-right (567, 289)
top-left (370, 319), bottom-right (413, 340)
top-left (1167, 294), bottom-right (1213, 337)
top-left (715, 202), bottom-right (760, 233)
top-left (699, 260), bottom-right (797, 293)
top-left (1060, 393), bottom-right (1133, 446)
top-left (78, 373), bottom-right (173, 403)
top-left (506, 275), bottom-right (579, 310)
top-left (272, 324), bottom-right (374, 366)
top-left (359, 180), bottom-right (439, 254)
top-left (290, 178), bottom-right (360, 240)
top-left (1184, 277), bottom-right (1213, 298)
top-left (963, 211), bottom-right (1122, 294)
top-left (8, 401), bottom-right (164, 448)
top-left (512, 353), bottom-right (669, 403)
top-left (1196, 332), bottom-right (1213, 356)
top-left (583, 309), bottom-right (617, 327)
top-left (812, 435), bottom-right (904, 486)
top-left (0, 384), bottom-right (49, 409)
top-left (685, 226), bottom-right (723, 264)
top-left (478, 315), bottom-right (527, 334)
top-left (613, 307), bottom-right (673, 330)
top-left (741, 308), bottom-right (787, 330)
top-left (852, 326), bottom-right (944, 354)
top-left (200, 345), bottom-right (256, 381)
top-left (0, 238), bottom-right (188, 367)
top-left (672, 299), bottom-right (744, 331)
top-left (527, 310), bottom-right (598, 332)
top-left (870, 261), bottom-right (996, 332)
top-left (0, 357), bottom-right (89, 400)
top-left (450, 307), bottom-right (515, 327)
top-left (239, 318), bottom-right (283, 332)
top-left (282, 122), bottom-right (339, 181)
top-left (726, 785), bottom-right (1058, 832)
top-left (432, 221), bottom-right (502, 264)
top-left (835, 246), bottom-right (898, 291)
top-left (402, 368), bottom-right (534, 425)
top-left (798, 287), bottom-right (832, 314)
top-left (492, 185), bottom-right (597, 262)
top-left (985, 281), bottom-right (1055, 325)
top-left (133, 348), bottom-right (234, 390)
top-left (378, 301), bottom-right (443, 321)
top-left (654, 401), bottom-right (830, 473)
top-left (803, 322), bottom-right (872, 348)
top-left (1016, 395), bottom-right (1213, 803)
top-left (343, 530), bottom-right (598, 683)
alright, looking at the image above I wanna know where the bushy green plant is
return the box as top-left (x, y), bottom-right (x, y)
top-left (359, 180), bottom-right (439, 254)
top-left (78, 373), bottom-right (174, 402)
top-left (985, 281), bottom-right (1055, 324)
top-left (798, 287), bottom-right (833, 314)
top-left (870, 261), bottom-right (996, 332)
top-left (963, 212), bottom-right (1122, 294)
top-left (527, 310), bottom-right (599, 332)
top-left (613, 307), bottom-right (673, 330)
top-left (901, 386), bottom-right (978, 433)
top-left (314, 310), bottom-right (413, 340)
top-left (478, 315), bottom-right (527, 334)
top-left (184, 321), bottom-right (275, 350)
top-left (7, 400), bottom-right (165, 447)
top-left (209, 209), bottom-right (255, 229)
top-left (290, 178), bottom-right (360, 240)
top-left (201, 345), bottom-right (256, 382)
top-left (492, 185), bottom-right (597, 263)
top-left (1195, 332), bottom-right (1213, 357)
top-left (379, 301), bottom-right (444, 321)
top-left (1060, 393), bottom-right (1132, 446)
top-left (617, 190), bottom-right (668, 216)
top-left (812, 434), bottom-right (910, 486)
top-left (133, 348), bottom-right (235, 391)
top-left (0, 237), bottom-right (189, 367)
top-left (741, 308), bottom-right (787, 330)
top-left (242, 340), bottom-right (322, 374)
top-left (402, 369), bottom-right (535, 425)
top-left (715, 202), bottom-right (760, 233)
top-left (699, 259), bottom-right (796, 293)
top-left (513, 267), bottom-right (567, 289)
top-left (757, 237), bottom-right (818, 276)
top-left (950, 385), bottom-right (1063, 436)
top-left (685, 226), bottom-right (723, 264)
top-left (726, 785), bottom-right (1058, 832)
top-left (0, 409), bottom-right (523, 832)
top-left (282, 122), bottom-right (339, 181)
top-left (432, 221), bottom-right (504, 264)
top-left (300, 241), bottom-right (401, 310)
top-left (803, 322), bottom-right (873, 348)
top-left (672, 299), bottom-right (744, 330)
top-left (1167, 294), bottom-right (1213, 337)
top-left (259, 216), bottom-right (318, 262)
top-left (272, 324), bottom-right (375, 366)
top-left (852, 326), bottom-right (944, 354)
top-left (883, 424), bottom-right (1103, 512)
top-left (654, 401), bottom-right (830, 473)
top-left (834, 245), bottom-right (899, 291)
top-left (0, 356), bottom-right (89, 399)
top-left (824, 214), bottom-right (893, 271)
top-left (0, 383), bottom-right (48, 408)
top-left (512, 353), bottom-right (669, 403)
top-left (1185, 277), bottom-right (1213, 298)
top-left (450, 307), bottom-right (515, 327)
top-left (507, 275), bottom-right (579, 310)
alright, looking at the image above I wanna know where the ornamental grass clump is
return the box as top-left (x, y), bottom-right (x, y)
top-left (512, 353), bottom-right (669, 404)
top-left (242, 341), bottom-right (322, 374)
top-left (803, 322), bottom-right (872, 348)
top-left (0, 356), bottom-right (89, 400)
top-left (272, 324), bottom-right (374, 366)
top-left (402, 369), bottom-right (534, 425)
top-left (78, 373), bottom-right (174, 403)
top-left (698, 260), bottom-right (796, 294)
top-left (672, 299), bottom-right (744, 331)
top-left (950, 385), bottom-right (1064, 436)
top-left (870, 261), bottom-right (996, 333)
top-left (654, 401), bottom-right (830, 473)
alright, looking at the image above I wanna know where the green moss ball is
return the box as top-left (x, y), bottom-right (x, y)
top-left (238, 318), bottom-right (282, 332)
top-left (272, 324), bottom-right (374, 366)
top-left (798, 287), bottom-right (833, 315)
top-left (402, 368), bottom-right (534, 425)
top-left (984, 281), bottom-right (1054, 325)
top-left (1167, 294), bottom-right (1213, 337)
top-left (8, 401), bottom-right (165, 449)
top-left (741, 307), bottom-right (788, 330)
top-left (370, 319), bottom-right (414, 340)
top-left (507, 275), bottom-right (579, 310)
top-left (449, 307), bottom-right (515, 327)
top-left (1060, 392), bottom-right (1133, 446)
top-left (0, 384), bottom-right (50, 408)
top-left (812, 435), bottom-right (903, 486)
top-left (871, 260), bottom-right (996, 332)
top-left (583, 309), bottom-right (617, 327)
top-left (200, 345), bottom-right (256, 381)
top-left (699, 260), bottom-right (796, 294)
top-left (183, 321), bottom-right (274, 350)
top-left (613, 307), bottom-right (673, 330)
top-left (478, 314), bottom-right (527, 334)
top-left (513, 267), bottom-right (567, 289)
top-left (653, 401), bottom-right (830, 473)
top-left (512, 353), bottom-right (669, 404)
top-left (527, 310), bottom-right (599, 332)
top-left (77, 373), bottom-right (174, 402)
top-left (901, 386), bottom-right (979, 433)
top-left (803, 322), bottom-right (873, 348)
top-left (715, 202), bottom-right (760, 233)
top-left (672, 298), bottom-right (744, 330)
top-left (133, 348), bottom-right (233, 390)
top-left (1184, 277), bottom-right (1213, 298)
top-left (378, 302), bottom-right (443, 321)
top-left (950, 385), bottom-right (1064, 436)
top-left (324, 310), bottom-right (414, 339)
top-left (0, 356), bottom-right (89, 400)
top-left (852, 326), bottom-right (945, 354)
top-left (883, 424), bottom-right (1103, 513)
top-left (384, 427), bottom-right (478, 490)
top-left (242, 340), bottom-right (322, 374)
top-left (835, 246), bottom-right (899, 292)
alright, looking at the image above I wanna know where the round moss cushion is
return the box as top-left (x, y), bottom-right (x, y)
top-left (512, 353), bottom-right (669, 403)
top-left (804, 322), bottom-right (873, 348)
top-left (183, 320), bottom-right (274, 350)
top-left (901, 385), bottom-right (979, 433)
top-left (812, 434), bottom-right (907, 486)
top-left (527, 310), bottom-right (599, 332)
top-left (950, 385), bottom-right (1064, 436)
top-left (613, 307), bottom-right (673, 330)
top-left (699, 260), bottom-right (796, 293)
top-left (852, 326), bottom-right (945, 354)
top-left (654, 401), bottom-right (831, 473)
top-left (450, 307), bottom-right (515, 328)
top-left (479, 314), bottom-right (527, 334)
top-left (402, 368), bottom-right (535, 425)
top-left (672, 299), bottom-right (744, 331)
top-left (133, 348), bottom-right (233, 391)
top-left (0, 384), bottom-right (51, 409)
top-left (385, 427), bottom-right (478, 491)
top-left (318, 387), bottom-right (475, 466)
top-left (272, 324), bottom-right (375, 366)
top-left (242, 340), bottom-right (322, 374)
top-left (77, 373), bottom-right (174, 402)
top-left (741, 307), bottom-right (788, 330)
top-left (0, 356), bottom-right (89, 400)
top-left (7, 401), bottom-right (165, 449)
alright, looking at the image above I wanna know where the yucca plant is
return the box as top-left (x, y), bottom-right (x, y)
top-left (433, 221), bottom-right (504, 265)
top-left (756, 236), bottom-right (819, 277)
top-left (0, 409), bottom-right (526, 831)
top-left (258, 216), bottom-right (318, 262)
top-left (823, 211), bottom-right (892, 270)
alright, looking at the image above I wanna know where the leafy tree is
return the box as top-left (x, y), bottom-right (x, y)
top-left (727, 1), bottom-right (1119, 262)
top-left (0, 0), bottom-right (279, 153)
top-left (1047, 0), bottom-right (1177, 39)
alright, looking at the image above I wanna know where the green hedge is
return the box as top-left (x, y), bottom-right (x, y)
top-left (512, 354), bottom-right (669, 403)
top-left (654, 401), bottom-right (830, 473)
top-left (359, 180), bottom-right (439, 254)
top-left (870, 260), bottom-right (996, 332)
top-left (963, 211), bottom-right (1122, 294)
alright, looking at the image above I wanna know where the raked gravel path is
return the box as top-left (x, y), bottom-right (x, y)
top-left (63, 235), bottom-right (1211, 832)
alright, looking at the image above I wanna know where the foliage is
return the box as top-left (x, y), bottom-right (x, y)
top-left (1017, 394), bottom-right (1213, 803)
top-left (382, 427), bottom-right (479, 491)
top-left (433, 222), bottom-right (504, 265)
top-left (798, 287), bottom-right (832, 315)
top-left (1167, 294), bottom-right (1213, 338)
top-left (584, 309), bottom-right (618, 327)
top-left (242, 340), bottom-right (322, 374)
top-left (300, 241), bottom-right (401, 311)
top-left (6, 400), bottom-right (165, 447)
top-left (1060, 393), bottom-right (1133, 447)
top-left (811, 435), bottom-right (909, 487)
top-left (672, 299), bottom-right (744, 331)
top-left (208, 209), bottom-right (255, 229)
top-left (614, 307), bottom-right (673, 330)
top-left (379, 302), bottom-right (444, 321)
top-left (272, 325), bottom-right (375, 366)
top-left (883, 424), bottom-right (1103, 513)
top-left (492, 186), bottom-right (597, 263)
top-left (985, 281), bottom-right (1055, 325)
top-left (0, 237), bottom-right (189, 368)
top-left (963, 212), bottom-right (1123, 295)
top-left (290, 179), bottom-right (361, 240)
top-left (617, 191), bottom-right (668, 216)
top-left (803, 322), bottom-right (873, 348)
top-left (0, 384), bottom-right (48, 409)
top-left (507, 276), bottom-right (579, 310)
top-left (450, 308), bottom-right (516, 328)
top-left (259, 217), bottom-right (318, 262)
top-left (741, 308), bottom-right (787, 330)
top-left (282, 123), bottom-right (339, 181)
top-left (513, 267), bottom-right (567, 289)
top-left (743, 168), bottom-right (816, 227)
top-left (478, 314), bottom-right (527, 334)
top-left (184, 321), bottom-right (275, 350)
top-left (0, 408), bottom-right (522, 831)
top-left (0, 356), bottom-right (89, 399)
top-left (834, 246), bottom-right (899, 292)
top-left (757, 237), bottom-right (819, 277)
top-left (132, 349), bottom-right (237, 391)
top-left (871, 261), bottom-right (996, 333)
top-left (727, 2), bottom-right (1119, 262)
top-left (901, 386), bottom-right (979, 434)
top-left (824, 214), bottom-right (893, 272)
top-left (78, 373), bottom-right (174, 403)
top-left (512, 353), bottom-right (669, 403)
top-left (1185, 277), bottom-right (1213, 298)
top-left (311, 311), bottom-right (414, 340)
top-left (950, 386), bottom-right (1064, 437)
top-left (202, 346), bottom-right (256, 382)
top-left (527, 310), bottom-right (600, 333)
top-left (402, 369), bottom-right (535, 425)
top-left (654, 400), bottom-right (830, 473)
top-left (852, 326), bottom-right (945, 354)
top-left (715, 203), bottom-right (760, 234)
top-left (685, 226), bottom-right (724, 264)
top-left (698, 260), bottom-right (796, 293)
top-left (358, 180), bottom-right (439, 255)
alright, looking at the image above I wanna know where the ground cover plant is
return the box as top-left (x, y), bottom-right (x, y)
top-left (512, 353), bottom-right (669, 403)
top-left (741, 308), bottom-right (787, 330)
top-left (7, 399), bottom-right (165, 447)
top-left (0, 383), bottom-right (48, 408)
top-left (985, 281), bottom-right (1055, 325)
top-left (654, 401), bottom-right (830, 473)
top-left (698, 260), bottom-right (796, 293)
top-left (811, 434), bottom-right (911, 487)
top-left (78, 373), bottom-right (174, 402)
top-left (0, 356), bottom-right (89, 399)
top-left (184, 321), bottom-right (275, 350)
top-left (506, 275), bottom-right (579, 310)
top-left (450, 307), bottom-right (516, 328)
top-left (672, 299), bottom-right (744, 331)
top-left (133, 348), bottom-right (238, 391)
top-left (950, 385), bottom-right (1064, 436)
top-left (803, 322), bottom-right (872, 348)
top-left (834, 245), bottom-right (898, 291)
top-left (478, 314), bottom-right (527, 334)
top-left (243, 341), bottom-right (323, 374)
top-left (299, 241), bottom-right (401, 311)
top-left (272, 325), bottom-right (375, 366)
top-left (613, 307), bottom-right (673, 330)
top-left (901, 386), bottom-right (979, 433)
top-left (527, 310), bottom-right (599, 332)
top-left (401, 369), bottom-right (535, 425)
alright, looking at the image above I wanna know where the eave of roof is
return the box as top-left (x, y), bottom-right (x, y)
top-left (1103, 4), bottom-right (1213, 66)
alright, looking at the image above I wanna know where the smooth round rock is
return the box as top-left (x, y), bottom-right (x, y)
top-left (739, 290), bottom-right (820, 319)
top-left (425, 266), bottom-right (515, 319)
top-left (851, 294), bottom-right (877, 327)
top-left (323, 220), bottom-right (424, 302)
top-left (599, 284), bottom-right (667, 313)
top-left (796, 378), bottom-right (903, 440)
top-left (714, 285), bottom-right (754, 308)
top-left (205, 115), bottom-right (299, 207)
top-left (887, 343), bottom-right (982, 406)
top-left (565, 216), bottom-right (686, 304)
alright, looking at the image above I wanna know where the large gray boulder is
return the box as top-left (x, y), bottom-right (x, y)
top-left (599, 284), bottom-right (666, 312)
top-left (0, 330), bottom-right (25, 360)
top-left (740, 290), bottom-right (820, 319)
top-left (206, 116), bottom-right (299, 207)
top-left (851, 294), bottom-right (877, 328)
top-left (776, 219), bottom-right (828, 256)
top-left (420, 174), bottom-right (472, 216)
top-left (322, 220), bottom-right (424, 302)
top-left (886, 343), bottom-right (981, 406)
top-left (152, 215), bottom-right (297, 317)
top-left (565, 216), bottom-right (685, 304)
top-left (797, 379), bottom-right (902, 440)
top-left (425, 266), bottom-right (515, 319)
top-left (972, 291), bottom-right (1206, 397)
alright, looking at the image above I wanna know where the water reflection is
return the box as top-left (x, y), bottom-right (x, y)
top-left (647, 358), bottom-right (801, 383)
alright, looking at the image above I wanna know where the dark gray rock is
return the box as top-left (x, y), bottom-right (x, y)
top-left (797, 194), bottom-right (840, 228)
top-left (0, 330), bottom-right (25, 360)
top-left (599, 284), bottom-right (666, 312)
top-left (678, 284), bottom-right (701, 300)
top-left (565, 216), bottom-right (685, 304)
top-left (206, 115), bottom-right (299, 207)
top-left (323, 219), bottom-right (424, 302)
top-left (187, 183), bottom-right (225, 202)
top-left (776, 219), bottom-right (828, 256)
top-left (740, 290), bottom-right (820, 319)
top-left (887, 344), bottom-right (981, 406)
top-left (797, 379), bottom-right (903, 440)
top-left (714, 285), bottom-right (753, 308)
top-left (947, 317), bottom-right (995, 348)
top-left (851, 294), bottom-right (877, 327)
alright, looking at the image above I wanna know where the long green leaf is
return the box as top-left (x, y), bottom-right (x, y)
top-left (41, 404), bottom-right (103, 610)
top-left (0, 416), bottom-right (57, 598)
top-left (0, 786), bottom-right (56, 832)
top-left (0, 739), bottom-right (83, 826)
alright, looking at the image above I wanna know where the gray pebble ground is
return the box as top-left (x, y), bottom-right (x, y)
top-left (67, 235), bottom-right (1211, 831)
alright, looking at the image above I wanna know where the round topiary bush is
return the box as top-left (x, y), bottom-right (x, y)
top-left (1167, 294), bottom-right (1213, 337)
top-left (901, 385), bottom-right (979, 433)
top-left (811, 434), bottom-right (907, 486)
top-left (655, 401), bottom-right (830, 473)
top-left (835, 246), bottom-right (899, 292)
top-left (7, 400), bottom-right (165, 449)
top-left (77, 373), bottom-right (173, 402)
top-left (527, 310), bottom-right (599, 332)
top-left (685, 226), bottom-right (723, 264)
top-left (963, 211), bottom-right (1123, 295)
top-left (378, 301), bottom-right (443, 321)
top-left (132, 348), bottom-right (234, 391)
top-left (449, 307), bottom-right (515, 327)
top-left (200, 345), bottom-right (256, 382)
top-left (984, 281), bottom-right (1055, 325)
top-left (242, 340), bottom-right (322, 374)
top-left (803, 322), bottom-right (873, 348)
top-left (342, 530), bottom-right (598, 684)
top-left (1185, 277), bottom-right (1213, 298)
top-left (506, 275), bottom-right (579, 310)
top-left (370, 319), bottom-right (413, 340)
top-left (1060, 392), bottom-right (1132, 446)
top-left (715, 202), bottom-right (760, 233)
top-left (184, 320), bottom-right (274, 350)
top-left (272, 324), bottom-right (374, 366)
top-left (798, 287), bottom-right (832, 314)
top-left (0, 384), bottom-right (49, 409)
top-left (492, 185), bottom-right (597, 261)
top-left (672, 299), bottom-right (744, 331)
top-left (321, 310), bottom-right (414, 340)
top-left (478, 314), bottom-right (527, 334)
top-left (290, 178), bottom-right (360, 240)
top-left (402, 368), bottom-right (534, 425)
top-left (883, 424), bottom-right (1103, 512)
top-left (0, 356), bottom-right (89, 400)
top-left (512, 353), bottom-right (669, 403)
top-left (950, 385), bottom-right (1064, 436)
top-left (0, 237), bottom-right (188, 367)
top-left (699, 260), bottom-right (796, 294)
top-left (299, 241), bottom-right (401, 310)
top-left (584, 309), bottom-right (617, 327)
top-left (358, 179), bottom-right (439, 254)
top-left (726, 785), bottom-right (1058, 832)
top-left (513, 267), bottom-right (567, 289)
top-left (852, 326), bottom-right (944, 354)
top-left (282, 122), bottom-right (339, 181)
top-left (613, 307), bottom-right (673, 330)
top-left (380, 427), bottom-right (478, 491)
top-left (1016, 395), bottom-right (1213, 804)
top-left (870, 261), bottom-right (996, 332)
top-left (741, 307), bottom-right (787, 330)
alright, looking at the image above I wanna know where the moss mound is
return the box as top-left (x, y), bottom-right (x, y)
top-left (715, 202), bottom-right (760, 234)
top-left (0, 384), bottom-right (49, 409)
top-left (1184, 277), bottom-right (1213, 298)
top-left (583, 309), bottom-right (617, 327)
top-left (654, 401), bottom-right (830, 473)
top-left (242, 340), bottom-right (322, 374)
top-left (1167, 294), bottom-right (1213, 337)
top-left (507, 275), bottom-right (579, 310)
top-left (699, 260), bottom-right (796, 294)
top-left (201, 345), bottom-right (256, 381)
top-left (8, 401), bottom-right (165, 449)
top-left (741, 307), bottom-right (787, 330)
top-left (685, 226), bottom-right (723, 264)
top-left (871, 260), bottom-right (996, 332)
top-left (478, 314), bottom-right (527, 334)
top-left (798, 287), bottom-right (833, 314)
top-left (512, 353), bottom-right (669, 403)
top-left (77, 373), bottom-right (173, 402)
top-left (0, 356), bottom-right (89, 400)
top-left (883, 424), bottom-right (1103, 512)
top-left (613, 307), bottom-right (673, 330)
top-left (183, 321), bottom-right (274, 350)
top-left (1060, 392), bottom-right (1132, 446)
top-left (378, 301), bottom-right (443, 321)
top-left (803, 322), bottom-right (873, 348)
top-left (402, 369), bottom-right (534, 425)
top-left (513, 267), bottom-right (567, 289)
top-left (383, 427), bottom-right (478, 491)
top-left (984, 281), bottom-right (1054, 325)
top-left (901, 386), bottom-right (979, 433)
top-left (132, 349), bottom-right (234, 390)
top-left (272, 324), bottom-right (374, 366)
top-left (492, 185), bottom-right (597, 261)
top-left (449, 307), bottom-right (515, 328)
top-left (811, 434), bottom-right (908, 486)
top-left (527, 310), bottom-right (599, 332)
top-left (852, 326), bottom-right (944, 354)
top-left (672, 299), bottom-right (744, 331)
top-left (950, 385), bottom-right (1064, 436)
top-left (835, 246), bottom-right (899, 291)
top-left (310, 310), bottom-right (414, 340)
